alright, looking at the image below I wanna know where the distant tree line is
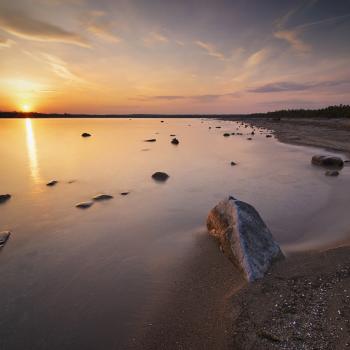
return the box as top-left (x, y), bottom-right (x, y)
top-left (0, 104), bottom-right (349, 119)
top-left (248, 105), bottom-right (350, 119)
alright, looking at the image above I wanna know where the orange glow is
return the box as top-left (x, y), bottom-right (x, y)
top-left (21, 104), bottom-right (32, 112)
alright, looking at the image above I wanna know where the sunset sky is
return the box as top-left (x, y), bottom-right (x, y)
top-left (0, 0), bottom-right (350, 114)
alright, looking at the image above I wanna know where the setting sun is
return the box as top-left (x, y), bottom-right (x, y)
top-left (21, 104), bottom-right (31, 113)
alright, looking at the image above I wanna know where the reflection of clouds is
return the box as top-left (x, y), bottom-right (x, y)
top-left (25, 118), bottom-right (41, 183)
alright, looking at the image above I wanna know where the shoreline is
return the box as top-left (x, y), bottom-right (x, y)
top-left (136, 117), bottom-right (350, 349)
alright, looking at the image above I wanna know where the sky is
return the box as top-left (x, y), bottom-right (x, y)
top-left (0, 0), bottom-right (350, 114)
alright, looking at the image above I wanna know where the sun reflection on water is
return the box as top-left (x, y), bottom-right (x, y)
top-left (25, 118), bottom-right (41, 183)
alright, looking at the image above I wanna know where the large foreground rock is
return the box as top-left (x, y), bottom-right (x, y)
top-left (207, 196), bottom-right (284, 282)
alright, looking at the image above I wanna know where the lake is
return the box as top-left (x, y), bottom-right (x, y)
top-left (0, 118), bottom-right (349, 349)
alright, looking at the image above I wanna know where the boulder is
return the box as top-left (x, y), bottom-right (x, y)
top-left (171, 138), bottom-right (179, 145)
top-left (311, 155), bottom-right (344, 168)
top-left (46, 180), bottom-right (58, 187)
top-left (207, 197), bottom-right (284, 282)
top-left (152, 172), bottom-right (169, 182)
top-left (93, 194), bottom-right (113, 201)
top-left (223, 133), bottom-right (230, 137)
top-left (266, 134), bottom-right (272, 138)
top-left (81, 133), bottom-right (91, 137)
top-left (0, 194), bottom-right (11, 203)
top-left (76, 201), bottom-right (94, 209)
top-left (0, 231), bottom-right (10, 247)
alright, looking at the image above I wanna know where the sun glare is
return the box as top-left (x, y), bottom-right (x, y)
top-left (21, 104), bottom-right (31, 113)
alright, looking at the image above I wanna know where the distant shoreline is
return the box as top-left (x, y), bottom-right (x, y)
top-left (1, 104), bottom-right (349, 119)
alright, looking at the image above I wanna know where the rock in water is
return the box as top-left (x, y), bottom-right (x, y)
top-left (0, 231), bottom-right (11, 247)
top-left (46, 180), bottom-right (58, 187)
top-left (0, 194), bottom-right (11, 203)
top-left (145, 139), bottom-right (156, 142)
top-left (81, 133), bottom-right (91, 137)
top-left (311, 155), bottom-right (343, 168)
top-left (76, 201), bottom-right (93, 209)
top-left (171, 138), bottom-right (179, 145)
top-left (230, 161), bottom-right (237, 166)
top-left (325, 170), bottom-right (339, 177)
top-left (120, 192), bottom-right (129, 196)
top-left (93, 194), bottom-right (113, 201)
top-left (207, 197), bottom-right (284, 282)
top-left (223, 133), bottom-right (230, 137)
top-left (152, 172), bottom-right (169, 182)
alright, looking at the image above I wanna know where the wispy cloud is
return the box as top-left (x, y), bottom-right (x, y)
top-left (0, 36), bottom-right (14, 48)
top-left (143, 31), bottom-right (168, 46)
top-left (249, 79), bottom-right (350, 93)
top-left (0, 8), bottom-right (89, 47)
top-left (24, 50), bottom-right (85, 82)
top-left (133, 92), bottom-right (239, 102)
top-left (195, 40), bottom-right (226, 60)
top-left (246, 48), bottom-right (268, 67)
top-left (273, 1), bottom-right (350, 55)
top-left (274, 30), bottom-right (311, 54)
top-left (82, 11), bottom-right (121, 43)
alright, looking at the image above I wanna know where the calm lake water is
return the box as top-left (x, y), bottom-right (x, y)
top-left (0, 118), bottom-right (349, 349)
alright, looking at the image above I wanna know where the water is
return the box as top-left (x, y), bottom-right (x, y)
top-left (0, 118), bottom-right (349, 349)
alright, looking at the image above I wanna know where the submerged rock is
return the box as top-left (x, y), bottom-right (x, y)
top-left (0, 194), bottom-right (11, 203)
top-left (46, 180), bottom-right (58, 187)
top-left (207, 196), bottom-right (284, 282)
top-left (171, 138), bottom-right (179, 145)
top-left (223, 133), bottom-right (230, 137)
top-left (152, 172), bottom-right (169, 182)
top-left (312, 155), bottom-right (344, 168)
top-left (230, 161), bottom-right (237, 166)
top-left (170, 134), bottom-right (176, 137)
top-left (266, 134), bottom-right (272, 138)
top-left (247, 137), bottom-right (252, 140)
top-left (145, 138), bottom-right (157, 142)
top-left (93, 194), bottom-right (113, 201)
top-left (120, 192), bottom-right (129, 196)
top-left (76, 201), bottom-right (94, 209)
top-left (325, 170), bottom-right (339, 177)
top-left (0, 231), bottom-right (10, 247)
top-left (81, 133), bottom-right (91, 137)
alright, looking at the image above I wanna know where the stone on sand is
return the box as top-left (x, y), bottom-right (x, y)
top-left (207, 196), bottom-right (284, 282)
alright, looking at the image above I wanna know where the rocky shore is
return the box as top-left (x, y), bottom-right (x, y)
top-left (136, 117), bottom-right (350, 350)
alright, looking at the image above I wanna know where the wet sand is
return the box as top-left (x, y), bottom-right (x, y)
top-left (135, 117), bottom-right (350, 350)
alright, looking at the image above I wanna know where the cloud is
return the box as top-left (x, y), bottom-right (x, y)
top-left (0, 36), bottom-right (14, 48)
top-left (249, 79), bottom-right (350, 93)
top-left (143, 31), bottom-right (168, 46)
top-left (82, 11), bottom-right (121, 43)
top-left (274, 30), bottom-right (311, 54)
top-left (0, 8), bottom-right (89, 47)
top-left (195, 40), bottom-right (226, 60)
top-left (24, 50), bottom-right (84, 82)
top-left (246, 48), bottom-right (268, 67)
top-left (133, 92), bottom-right (239, 102)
